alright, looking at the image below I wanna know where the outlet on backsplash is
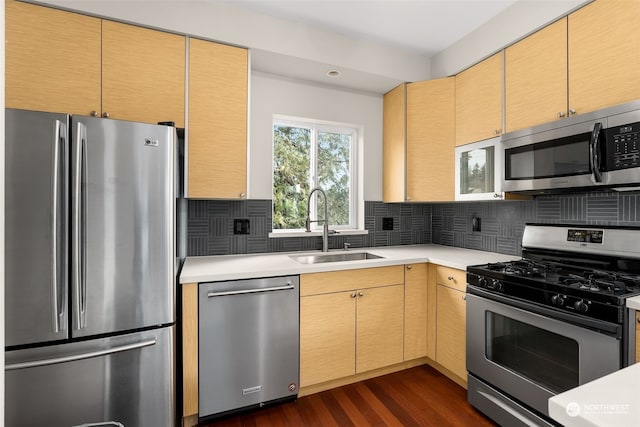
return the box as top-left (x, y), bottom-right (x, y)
top-left (472, 217), bottom-right (481, 232)
top-left (234, 219), bottom-right (250, 235)
top-left (382, 217), bottom-right (394, 231)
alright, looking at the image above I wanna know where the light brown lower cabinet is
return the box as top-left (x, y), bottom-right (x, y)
top-left (300, 291), bottom-right (356, 386)
top-left (436, 284), bottom-right (467, 381)
top-left (299, 266), bottom-right (405, 388)
top-left (428, 264), bottom-right (468, 386)
top-left (404, 263), bottom-right (429, 360)
top-left (181, 283), bottom-right (199, 427)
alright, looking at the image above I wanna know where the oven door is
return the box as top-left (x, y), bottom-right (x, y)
top-left (466, 292), bottom-right (621, 418)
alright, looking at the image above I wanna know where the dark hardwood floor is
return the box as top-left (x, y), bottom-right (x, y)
top-left (201, 365), bottom-right (496, 427)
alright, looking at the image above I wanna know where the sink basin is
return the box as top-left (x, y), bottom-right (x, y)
top-left (290, 252), bottom-right (385, 264)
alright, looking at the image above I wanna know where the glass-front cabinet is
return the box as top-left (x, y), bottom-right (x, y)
top-left (455, 136), bottom-right (503, 200)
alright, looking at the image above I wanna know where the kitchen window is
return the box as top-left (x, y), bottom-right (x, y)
top-left (272, 116), bottom-right (359, 232)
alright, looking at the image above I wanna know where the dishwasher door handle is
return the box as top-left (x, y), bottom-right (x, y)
top-left (207, 284), bottom-right (295, 298)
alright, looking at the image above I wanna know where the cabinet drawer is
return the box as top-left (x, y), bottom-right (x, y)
top-left (300, 266), bottom-right (404, 296)
top-left (435, 266), bottom-right (466, 292)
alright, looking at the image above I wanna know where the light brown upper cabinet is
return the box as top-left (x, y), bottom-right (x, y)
top-left (101, 21), bottom-right (185, 127)
top-left (6, 1), bottom-right (101, 116)
top-left (382, 84), bottom-right (407, 203)
top-left (187, 38), bottom-right (248, 199)
top-left (455, 52), bottom-right (503, 146)
top-left (505, 18), bottom-right (568, 133)
top-left (568, 0), bottom-right (640, 115)
top-left (6, 1), bottom-right (185, 126)
top-left (383, 78), bottom-right (455, 202)
top-left (505, 0), bottom-right (640, 133)
top-left (406, 77), bottom-right (455, 202)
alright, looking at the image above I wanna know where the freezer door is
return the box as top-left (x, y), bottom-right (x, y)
top-left (71, 116), bottom-right (175, 337)
top-left (5, 326), bottom-right (175, 427)
top-left (5, 108), bottom-right (69, 347)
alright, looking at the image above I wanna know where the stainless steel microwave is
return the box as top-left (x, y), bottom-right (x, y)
top-left (502, 100), bottom-right (640, 194)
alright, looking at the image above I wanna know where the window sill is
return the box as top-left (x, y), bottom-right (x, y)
top-left (268, 229), bottom-right (369, 238)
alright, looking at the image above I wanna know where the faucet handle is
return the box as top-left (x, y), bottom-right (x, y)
top-left (344, 242), bottom-right (351, 251)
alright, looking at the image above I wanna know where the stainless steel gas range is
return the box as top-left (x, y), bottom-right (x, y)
top-left (466, 224), bottom-right (640, 427)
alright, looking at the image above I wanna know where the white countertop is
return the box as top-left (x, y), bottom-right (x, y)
top-left (626, 295), bottom-right (640, 311)
top-left (179, 244), bottom-right (520, 284)
top-left (549, 362), bottom-right (640, 427)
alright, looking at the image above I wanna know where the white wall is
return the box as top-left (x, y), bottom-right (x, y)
top-left (249, 71), bottom-right (383, 201)
top-left (431, 0), bottom-right (590, 77)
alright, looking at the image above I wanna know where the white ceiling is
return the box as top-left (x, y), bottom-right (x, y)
top-left (227, 0), bottom-right (518, 57)
top-left (217, 0), bottom-right (519, 92)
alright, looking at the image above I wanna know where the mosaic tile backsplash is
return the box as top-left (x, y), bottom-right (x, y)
top-left (186, 190), bottom-right (640, 257)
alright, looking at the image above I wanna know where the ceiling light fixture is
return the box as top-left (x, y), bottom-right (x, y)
top-left (326, 70), bottom-right (341, 78)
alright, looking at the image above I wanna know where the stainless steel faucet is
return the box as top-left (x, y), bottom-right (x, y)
top-left (305, 187), bottom-right (329, 252)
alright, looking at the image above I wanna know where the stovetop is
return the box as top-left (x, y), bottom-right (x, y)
top-left (467, 224), bottom-right (640, 325)
top-left (475, 258), bottom-right (640, 298)
top-left (467, 257), bottom-right (640, 324)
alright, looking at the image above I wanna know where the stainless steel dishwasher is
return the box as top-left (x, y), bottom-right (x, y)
top-left (198, 275), bottom-right (300, 420)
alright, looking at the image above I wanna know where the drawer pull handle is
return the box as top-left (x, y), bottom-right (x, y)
top-left (351, 292), bottom-right (357, 298)
top-left (358, 291), bottom-right (364, 297)
top-left (447, 276), bottom-right (454, 281)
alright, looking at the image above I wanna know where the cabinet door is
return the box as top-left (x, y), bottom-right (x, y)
top-left (568, 0), bottom-right (640, 115)
top-left (505, 18), bottom-right (568, 132)
top-left (6, 0), bottom-right (101, 115)
top-left (406, 77), bottom-right (455, 202)
top-left (455, 52), bottom-right (503, 146)
top-left (404, 263), bottom-right (428, 360)
top-left (102, 21), bottom-right (185, 126)
top-left (300, 292), bottom-right (356, 387)
top-left (356, 284), bottom-right (404, 373)
top-left (188, 38), bottom-right (248, 199)
top-left (383, 84), bottom-right (407, 203)
top-left (436, 285), bottom-right (467, 381)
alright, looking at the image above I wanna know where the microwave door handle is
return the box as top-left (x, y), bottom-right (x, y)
top-left (590, 122), bottom-right (603, 183)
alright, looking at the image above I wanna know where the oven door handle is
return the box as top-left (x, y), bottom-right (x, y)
top-left (466, 285), bottom-right (621, 338)
top-left (590, 121), bottom-right (603, 184)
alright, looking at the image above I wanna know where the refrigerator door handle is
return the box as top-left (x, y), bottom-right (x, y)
top-left (5, 338), bottom-right (157, 371)
top-left (72, 121), bottom-right (88, 330)
top-left (51, 120), bottom-right (67, 333)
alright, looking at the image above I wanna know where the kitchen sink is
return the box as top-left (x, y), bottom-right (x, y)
top-left (290, 251), bottom-right (385, 264)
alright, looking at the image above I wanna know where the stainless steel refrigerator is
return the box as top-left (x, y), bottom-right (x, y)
top-left (5, 108), bottom-right (175, 427)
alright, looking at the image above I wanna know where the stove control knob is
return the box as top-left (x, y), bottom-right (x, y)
top-left (488, 279), bottom-right (504, 291)
top-left (551, 294), bottom-right (566, 307)
top-left (574, 300), bottom-right (589, 313)
top-left (477, 277), bottom-right (488, 288)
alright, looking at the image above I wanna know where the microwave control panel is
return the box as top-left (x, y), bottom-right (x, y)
top-left (606, 121), bottom-right (640, 170)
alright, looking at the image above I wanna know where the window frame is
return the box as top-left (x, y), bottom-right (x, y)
top-left (271, 115), bottom-right (360, 233)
